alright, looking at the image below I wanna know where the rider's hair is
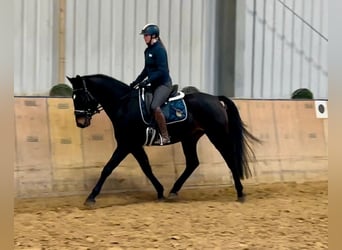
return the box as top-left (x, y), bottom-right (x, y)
top-left (158, 37), bottom-right (166, 50)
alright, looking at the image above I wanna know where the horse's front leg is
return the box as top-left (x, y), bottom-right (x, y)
top-left (85, 147), bottom-right (128, 207)
top-left (131, 147), bottom-right (164, 200)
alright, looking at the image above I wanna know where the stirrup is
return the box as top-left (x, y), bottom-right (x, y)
top-left (154, 135), bottom-right (171, 146)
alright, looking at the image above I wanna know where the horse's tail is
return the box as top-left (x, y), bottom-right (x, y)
top-left (218, 96), bottom-right (261, 179)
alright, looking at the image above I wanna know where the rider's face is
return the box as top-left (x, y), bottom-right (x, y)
top-left (144, 34), bottom-right (152, 44)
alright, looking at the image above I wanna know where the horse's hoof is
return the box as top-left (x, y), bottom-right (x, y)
top-left (84, 198), bottom-right (96, 208)
top-left (236, 194), bottom-right (246, 203)
top-left (157, 194), bottom-right (165, 201)
top-left (168, 192), bottom-right (178, 200)
top-left (157, 197), bottom-right (166, 202)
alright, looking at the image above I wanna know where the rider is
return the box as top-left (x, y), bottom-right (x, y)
top-left (130, 23), bottom-right (172, 145)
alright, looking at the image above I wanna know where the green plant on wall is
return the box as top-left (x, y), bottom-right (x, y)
top-left (291, 88), bottom-right (314, 99)
top-left (49, 83), bottom-right (73, 97)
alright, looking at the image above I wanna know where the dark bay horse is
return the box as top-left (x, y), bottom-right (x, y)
top-left (66, 74), bottom-right (260, 206)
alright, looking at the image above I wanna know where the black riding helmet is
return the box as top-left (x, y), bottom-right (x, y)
top-left (140, 23), bottom-right (160, 38)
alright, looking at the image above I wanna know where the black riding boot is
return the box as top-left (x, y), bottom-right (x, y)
top-left (154, 108), bottom-right (171, 145)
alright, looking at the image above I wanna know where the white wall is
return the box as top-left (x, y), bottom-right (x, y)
top-left (14, 0), bottom-right (216, 96)
top-left (14, 0), bottom-right (59, 96)
top-left (236, 0), bottom-right (328, 99)
top-left (64, 0), bottom-right (216, 93)
top-left (14, 0), bottom-right (328, 99)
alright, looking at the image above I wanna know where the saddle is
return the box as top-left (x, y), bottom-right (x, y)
top-left (138, 85), bottom-right (188, 145)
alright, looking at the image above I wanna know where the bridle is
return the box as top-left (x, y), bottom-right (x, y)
top-left (72, 78), bottom-right (103, 119)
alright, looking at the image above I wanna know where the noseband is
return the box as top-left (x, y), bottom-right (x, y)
top-left (73, 79), bottom-right (103, 118)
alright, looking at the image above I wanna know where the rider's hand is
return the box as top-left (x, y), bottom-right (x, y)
top-left (139, 79), bottom-right (150, 87)
top-left (130, 81), bottom-right (138, 89)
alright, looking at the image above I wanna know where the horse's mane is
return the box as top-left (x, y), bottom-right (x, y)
top-left (85, 74), bottom-right (129, 90)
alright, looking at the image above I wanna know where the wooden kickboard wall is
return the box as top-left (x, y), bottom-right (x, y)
top-left (14, 98), bottom-right (328, 198)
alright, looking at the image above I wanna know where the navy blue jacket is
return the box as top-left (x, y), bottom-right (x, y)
top-left (135, 41), bottom-right (172, 88)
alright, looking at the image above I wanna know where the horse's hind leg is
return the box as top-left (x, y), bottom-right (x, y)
top-left (222, 150), bottom-right (245, 202)
top-left (169, 137), bottom-right (201, 197)
top-left (206, 133), bottom-right (245, 202)
top-left (131, 147), bottom-right (164, 200)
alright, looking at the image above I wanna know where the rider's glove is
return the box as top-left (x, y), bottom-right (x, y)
top-left (139, 79), bottom-right (150, 88)
top-left (130, 81), bottom-right (138, 89)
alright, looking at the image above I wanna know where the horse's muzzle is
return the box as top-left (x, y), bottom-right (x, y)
top-left (76, 116), bottom-right (91, 128)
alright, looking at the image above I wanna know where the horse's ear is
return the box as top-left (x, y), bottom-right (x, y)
top-left (66, 76), bottom-right (76, 88)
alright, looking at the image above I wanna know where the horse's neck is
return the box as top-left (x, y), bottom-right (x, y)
top-left (88, 78), bottom-right (130, 118)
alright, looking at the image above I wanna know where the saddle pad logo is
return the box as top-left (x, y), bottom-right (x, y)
top-left (161, 100), bottom-right (187, 124)
top-left (176, 109), bottom-right (183, 117)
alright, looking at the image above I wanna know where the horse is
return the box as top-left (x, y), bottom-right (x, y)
top-left (66, 74), bottom-right (260, 206)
